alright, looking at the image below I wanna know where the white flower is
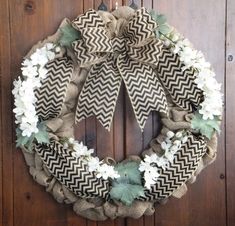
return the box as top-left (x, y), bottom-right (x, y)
top-left (166, 131), bottom-right (174, 139)
top-left (46, 51), bottom-right (56, 60)
top-left (87, 157), bottom-right (100, 172)
top-left (38, 66), bottom-right (48, 79)
top-left (45, 43), bottom-right (54, 50)
top-left (170, 144), bottom-right (179, 154)
top-left (72, 142), bottom-right (94, 158)
top-left (175, 131), bottom-right (183, 138)
top-left (12, 78), bottom-right (22, 96)
top-left (63, 142), bottom-right (69, 149)
top-left (143, 166), bottom-right (160, 189)
top-left (156, 157), bottom-right (169, 169)
top-left (181, 136), bottom-right (188, 144)
top-left (161, 141), bottom-right (171, 151)
top-left (21, 65), bottom-right (38, 78)
top-left (139, 160), bottom-right (152, 172)
top-left (68, 137), bottom-right (75, 144)
top-left (165, 151), bottom-right (174, 163)
top-left (30, 49), bottom-right (48, 66)
top-left (20, 121), bottom-right (39, 137)
top-left (55, 46), bottom-right (61, 53)
top-left (96, 164), bottom-right (120, 180)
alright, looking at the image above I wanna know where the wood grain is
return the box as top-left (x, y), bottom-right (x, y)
top-left (0, 0), bottom-right (233, 225)
top-left (153, 1), bottom-right (227, 226)
top-left (226, 0), bottom-right (235, 225)
top-left (0, 0), bottom-right (14, 225)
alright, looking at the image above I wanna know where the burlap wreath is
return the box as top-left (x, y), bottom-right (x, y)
top-left (15, 6), bottom-right (220, 221)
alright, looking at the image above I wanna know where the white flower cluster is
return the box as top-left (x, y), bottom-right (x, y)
top-left (171, 35), bottom-right (223, 120)
top-left (139, 131), bottom-right (188, 189)
top-left (12, 43), bottom-right (59, 137)
top-left (64, 138), bottom-right (120, 180)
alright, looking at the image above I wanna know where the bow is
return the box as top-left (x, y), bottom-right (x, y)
top-left (72, 8), bottom-right (168, 131)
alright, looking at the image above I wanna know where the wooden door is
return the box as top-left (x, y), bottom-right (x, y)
top-left (0, 0), bottom-right (234, 226)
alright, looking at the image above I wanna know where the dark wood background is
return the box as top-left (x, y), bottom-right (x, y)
top-left (0, 0), bottom-right (234, 225)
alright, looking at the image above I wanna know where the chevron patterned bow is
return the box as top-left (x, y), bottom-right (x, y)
top-left (72, 8), bottom-right (169, 131)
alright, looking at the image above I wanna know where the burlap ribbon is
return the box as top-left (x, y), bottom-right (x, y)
top-left (72, 8), bottom-right (168, 131)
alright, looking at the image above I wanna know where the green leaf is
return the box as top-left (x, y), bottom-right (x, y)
top-left (159, 24), bottom-right (172, 35)
top-left (15, 121), bottom-right (49, 151)
top-left (149, 10), bottom-right (158, 21)
top-left (110, 183), bottom-right (145, 206)
top-left (59, 24), bottom-right (81, 47)
top-left (34, 130), bottom-right (49, 144)
top-left (156, 14), bottom-right (167, 25)
top-left (34, 122), bottom-right (50, 144)
top-left (16, 128), bottom-right (29, 147)
top-left (155, 30), bottom-right (160, 38)
top-left (191, 112), bottom-right (221, 139)
top-left (114, 161), bottom-right (142, 185)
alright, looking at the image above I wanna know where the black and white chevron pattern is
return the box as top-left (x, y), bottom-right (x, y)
top-left (118, 54), bottom-right (168, 130)
top-left (128, 39), bottom-right (163, 65)
top-left (72, 40), bottom-right (102, 66)
top-left (82, 28), bottom-right (112, 53)
top-left (140, 134), bottom-right (206, 201)
top-left (35, 58), bottom-right (73, 120)
top-left (75, 57), bottom-right (122, 130)
top-left (157, 48), bottom-right (203, 112)
top-left (72, 9), bottom-right (104, 30)
top-left (35, 140), bottom-right (110, 198)
top-left (125, 7), bottom-right (157, 46)
top-left (112, 37), bottom-right (125, 54)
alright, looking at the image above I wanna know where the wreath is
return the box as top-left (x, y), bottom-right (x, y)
top-left (12, 6), bottom-right (223, 221)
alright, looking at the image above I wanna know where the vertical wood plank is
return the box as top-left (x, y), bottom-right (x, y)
top-left (153, 1), bottom-right (226, 226)
top-left (66, 0), bottom-right (88, 222)
top-left (0, 0), bottom-right (14, 225)
top-left (8, 1), bottom-right (85, 226)
top-left (93, 1), bottom-right (116, 226)
top-left (124, 83), bottom-right (143, 224)
top-left (226, 0), bottom-right (235, 225)
top-left (141, 1), bottom-right (156, 225)
top-left (111, 7), bottom-right (126, 226)
top-left (123, 5), bottom-right (145, 226)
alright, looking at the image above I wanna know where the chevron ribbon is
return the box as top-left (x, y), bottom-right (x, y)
top-left (139, 134), bottom-right (206, 201)
top-left (35, 57), bottom-right (74, 120)
top-left (35, 140), bottom-right (110, 198)
top-left (157, 48), bottom-right (203, 112)
top-left (72, 8), bottom-right (168, 131)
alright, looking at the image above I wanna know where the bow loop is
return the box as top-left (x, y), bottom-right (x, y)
top-left (72, 9), bottom-right (105, 30)
top-left (72, 9), bottom-right (112, 66)
top-left (124, 8), bottom-right (157, 47)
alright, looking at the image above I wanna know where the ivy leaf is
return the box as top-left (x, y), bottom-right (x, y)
top-left (15, 122), bottom-right (49, 151)
top-left (159, 24), bottom-right (172, 35)
top-left (34, 122), bottom-right (50, 144)
top-left (191, 112), bottom-right (221, 139)
top-left (149, 10), bottom-right (158, 21)
top-left (156, 14), bottom-right (167, 25)
top-left (110, 183), bottom-right (145, 206)
top-left (59, 24), bottom-right (81, 47)
top-left (114, 161), bottom-right (142, 185)
top-left (16, 128), bottom-right (29, 147)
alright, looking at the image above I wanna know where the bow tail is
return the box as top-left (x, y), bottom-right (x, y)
top-left (75, 59), bottom-right (122, 130)
top-left (118, 54), bottom-right (168, 131)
